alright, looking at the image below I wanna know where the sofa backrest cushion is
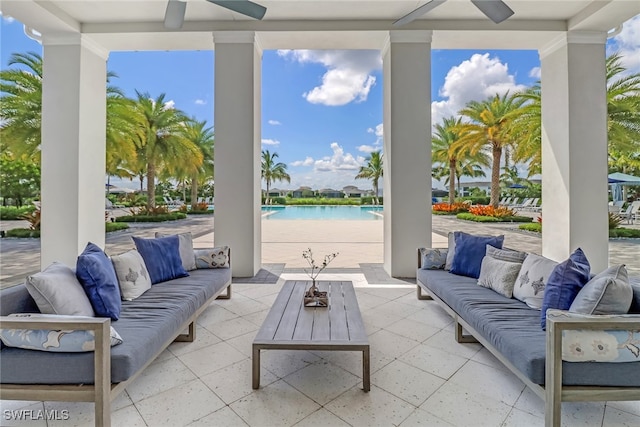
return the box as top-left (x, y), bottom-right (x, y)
top-left (445, 232), bottom-right (456, 270)
top-left (155, 232), bottom-right (196, 271)
top-left (569, 265), bottom-right (632, 315)
top-left (630, 277), bottom-right (640, 314)
top-left (111, 250), bottom-right (152, 301)
top-left (133, 235), bottom-right (189, 284)
top-left (76, 242), bottom-right (122, 320)
top-left (450, 232), bottom-right (504, 279)
top-left (540, 248), bottom-right (591, 330)
top-left (25, 262), bottom-right (95, 317)
top-left (513, 253), bottom-right (558, 310)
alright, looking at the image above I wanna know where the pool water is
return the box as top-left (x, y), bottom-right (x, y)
top-left (262, 205), bottom-right (383, 220)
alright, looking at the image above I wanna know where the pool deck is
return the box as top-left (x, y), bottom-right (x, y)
top-left (1, 212), bottom-right (638, 286)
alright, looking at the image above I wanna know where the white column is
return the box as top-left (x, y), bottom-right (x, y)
top-left (540, 32), bottom-right (608, 271)
top-left (382, 31), bottom-right (432, 278)
top-left (213, 32), bottom-right (262, 277)
top-left (40, 36), bottom-right (108, 268)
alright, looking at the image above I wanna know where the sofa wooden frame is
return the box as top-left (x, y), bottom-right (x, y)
top-left (416, 250), bottom-right (640, 427)
top-left (0, 280), bottom-right (231, 427)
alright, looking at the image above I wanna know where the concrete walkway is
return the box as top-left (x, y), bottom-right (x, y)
top-left (1, 213), bottom-right (638, 288)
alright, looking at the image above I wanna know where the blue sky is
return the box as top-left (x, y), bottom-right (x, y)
top-left (2, 14), bottom-right (639, 191)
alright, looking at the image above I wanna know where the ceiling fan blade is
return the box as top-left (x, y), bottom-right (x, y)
top-left (393, 0), bottom-right (447, 27)
top-left (471, 0), bottom-right (514, 24)
top-left (164, 0), bottom-right (186, 29)
top-left (207, 0), bottom-right (267, 20)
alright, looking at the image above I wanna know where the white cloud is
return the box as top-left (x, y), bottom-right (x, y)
top-left (0, 11), bottom-right (15, 23)
top-left (291, 156), bottom-right (314, 167)
top-left (278, 50), bottom-right (381, 106)
top-left (268, 119), bottom-right (282, 125)
top-left (194, 99), bottom-right (206, 105)
top-left (261, 138), bottom-right (280, 146)
top-left (314, 142), bottom-right (364, 171)
top-left (357, 145), bottom-right (378, 153)
top-left (367, 123), bottom-right (384, 146)
top-left (529, 67), bottom-right (541, 79)
top-left (164, 100), bottom-right (176, 110)
top-left (611, 15), bottom-right (640, 75)
top-left (431, 53), bottom-right (527, 127)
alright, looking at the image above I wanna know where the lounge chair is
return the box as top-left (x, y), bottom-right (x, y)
top-left (619, 201), bottom-right (640, 224)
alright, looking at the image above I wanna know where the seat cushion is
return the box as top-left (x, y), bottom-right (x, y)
top-left (417, 269), bottom-right (640, 387)
top-left (0, 269), bottom-right (231, 384)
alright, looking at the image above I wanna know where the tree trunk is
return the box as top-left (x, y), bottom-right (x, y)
top-left (373, 178), bottom-right (379, 205)
top-left (139, 174), bottom-right (144, 193)
top-left (147, 161), bottom-right (156, 210)
top-left (191, 173), bottom-right (198, 210)
top-left (448, 159), bottom-right (456, 204)
top-left (490, 144), bottom-right (502, 207)
top-left (265, 179), bottom-right (270, 205)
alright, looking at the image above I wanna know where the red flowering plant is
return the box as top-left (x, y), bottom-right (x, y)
top-left (432, 202), bottom-right (469, 214)
top-left (468, 205), bottom-right (516, 218)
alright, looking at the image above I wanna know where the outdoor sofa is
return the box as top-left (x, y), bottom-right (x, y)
top-left (0, 234), bottom-right (232, 427)
top-left (416, 232), bottom-right (640, 427)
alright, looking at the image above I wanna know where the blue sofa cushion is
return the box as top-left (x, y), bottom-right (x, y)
top-left (76, 243), bottom-right (121, 320)
top-left (0, 269), bottom-right (231, 384)
top-left (540, 248), bottom-right (591, 330)
top-left (133, 236), bottom-right (189, 284)
top-left (416, 268), bottom-right (640, 387)
top-left (450, 232), bottom-right (504, 279)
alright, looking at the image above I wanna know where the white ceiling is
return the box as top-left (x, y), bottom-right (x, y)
top-left (1, 1), bottom-right (638, 51)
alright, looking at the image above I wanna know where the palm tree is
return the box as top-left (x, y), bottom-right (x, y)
top-left (456, 92), bottom-right (526, 207)
top-left (130, 92), bottom-right (199, 210)
top-left (261, 150), bottom-right (290, 205)
top-left (511, 53), bottom-right (640, 177)
top-left (0, 52), bottom-right (43, 163)
top-left (510, 84), bottom-right (542, 176)
top-left (178, 119), bottom-right (214, 209)
top-left (355, 151), bottom-right (383, 204)
top-left (606, 52), bottom-right (640, 157)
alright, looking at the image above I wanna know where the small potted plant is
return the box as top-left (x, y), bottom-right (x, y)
top-left (302, 248), bottom-right (338, 307)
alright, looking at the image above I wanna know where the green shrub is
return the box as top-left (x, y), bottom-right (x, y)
top-left (609, 212), bottom-right (623, 229)
top-left (361, 196), bottom-right (383, 205)
top-left (519, 223), bottom-right (542, 233)
top-left (106, 222), bottom-right (129, 232)
top-left (609, 228), bottom-right (640, 238)
top-left (262, 197), bottom-right (287, 205)
top-left (187, 210), bottom-right (214, 215)
top-left (432, 211), bottom-right (458, 215)
top-left (285, 198), bottom-right (361, 206)
top-left (115, 213), bottom-right (187, 222)
top-left (461, 196), bottom-right (490, 206)
top-left (457, 213), bottom-right (533, 223)
top-left (0, 206), bottom-right (35, 220)
top-left (4, 228), bottom-right (40, 238)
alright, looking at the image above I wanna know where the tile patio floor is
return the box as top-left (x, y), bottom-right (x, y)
top-left (2, 272), bottom-right (640, 426)
top-left (1, 214), bottom-right (639, 426)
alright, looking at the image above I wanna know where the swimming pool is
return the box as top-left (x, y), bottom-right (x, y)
top-left (262, 205), bottom-right (383, 220)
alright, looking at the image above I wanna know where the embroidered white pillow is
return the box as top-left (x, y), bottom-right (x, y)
top-left (111, 250), bottom-right (152, 301)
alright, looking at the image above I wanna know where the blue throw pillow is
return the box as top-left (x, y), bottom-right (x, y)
top-left (540, 248), bottom-right (591, 330)
top-left (76, 242), bottom-right (122, 320)
top-left (133, 236), bottom-right (189, 284)
top-left (450, 232), bottom-right (504, 279)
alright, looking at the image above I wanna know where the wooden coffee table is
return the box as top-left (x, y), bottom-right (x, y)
top-left (252, 280), bottom-right (370, 391)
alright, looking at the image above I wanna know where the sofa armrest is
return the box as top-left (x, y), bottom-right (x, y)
top-left (0, 316), bottom-right (112, 415)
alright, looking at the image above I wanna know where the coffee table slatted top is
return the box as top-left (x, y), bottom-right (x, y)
top-left (253, 280), bottom-right (368, 347)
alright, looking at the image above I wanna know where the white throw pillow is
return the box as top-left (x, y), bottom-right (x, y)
top-left (25, 262), bottom-right (95, 316)
top-left (194, 246), bottom-right (230, 269)
top-left (477, 254), bottom-right (523, 298)
top-left (513, 253), bottom-right (558, 309)
top-left (111, 250), bottom-right (152, 301)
